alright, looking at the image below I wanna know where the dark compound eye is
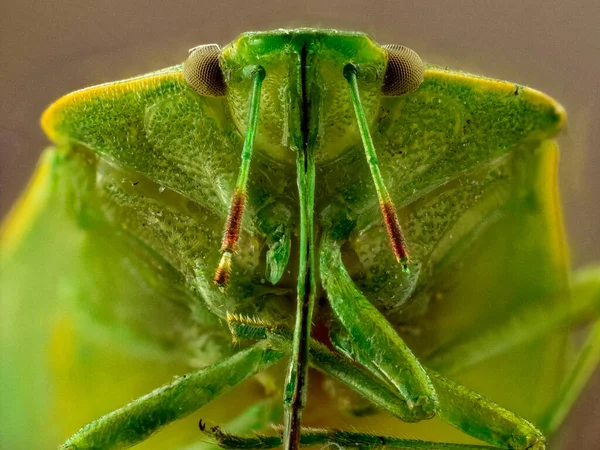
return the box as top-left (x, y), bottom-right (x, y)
top-left (381, 44), bottom-right (424, 96)
top-left (184, 44), bottom-right (226, 97)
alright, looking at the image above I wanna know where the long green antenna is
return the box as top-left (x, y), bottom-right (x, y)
top-left (214, 66), bottom-right (265, 287)
top-left (344, 64), bottom-right (410, 269)
top-left (283, 45), bottom-right (317, 450)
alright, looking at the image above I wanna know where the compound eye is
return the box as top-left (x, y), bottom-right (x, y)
top-left (381, 44), bottom-right (424, 96)
top-left (184, 44), bottom-right (226, 97)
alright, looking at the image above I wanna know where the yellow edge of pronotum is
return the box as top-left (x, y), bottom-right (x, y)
top-left (1, 149), bottom-right (54, 258)
top-left (41, 68), bottom-right (185, 142)
top-left (425, 66), bottom-right (567, 132)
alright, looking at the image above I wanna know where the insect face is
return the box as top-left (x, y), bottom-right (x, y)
top-left (185, 29), bottom-right (423, 165)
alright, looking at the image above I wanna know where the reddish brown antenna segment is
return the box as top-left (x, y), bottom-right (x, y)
top-left (381, 194), bottom-right (409, 266)
top-left (214, 189), bottom-right (245, 288)
top-left (221, 188), bottom-right (245, 254)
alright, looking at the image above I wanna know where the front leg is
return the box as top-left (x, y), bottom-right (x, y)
top-left (319, 233), bottom-right (438, 421)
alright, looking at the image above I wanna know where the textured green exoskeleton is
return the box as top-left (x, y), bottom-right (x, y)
top-left (1, 28), bottom-right (599, 449)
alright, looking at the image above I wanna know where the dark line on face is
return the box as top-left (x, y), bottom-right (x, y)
top-left (300, 44), bottom-right (309, 172)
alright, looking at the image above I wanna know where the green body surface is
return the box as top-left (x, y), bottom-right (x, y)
top-left (1, 29), bottom-right (598, 449)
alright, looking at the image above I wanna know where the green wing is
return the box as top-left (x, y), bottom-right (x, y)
top-left (0, 149), bottom-right (253, 448)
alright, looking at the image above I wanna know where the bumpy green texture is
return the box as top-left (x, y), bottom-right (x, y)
top-left (2, 28), bottom-right (598, 450)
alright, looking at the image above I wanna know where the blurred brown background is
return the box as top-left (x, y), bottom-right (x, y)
top-left (1, 0), bottom-right (598, 448)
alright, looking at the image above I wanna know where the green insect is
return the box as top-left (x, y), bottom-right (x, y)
top-left (1, 28), bottom-right (599, 450)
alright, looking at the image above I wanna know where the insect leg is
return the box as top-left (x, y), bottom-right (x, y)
top-left (319, 234), bottom-right (439, 421)
top-left (60, 341), bottom-right (285, 450)
top-left (214, 66), bottom-right (266, 288)
top-left (336, 341), bottom-right (544, 447)
top-left (189, 399), bottom-right (282, 450)
top-left (427, 369), bottom-right (546, 449)
top-left (227, 314), bottom-right (418, 421)
top-left (204, 426), bottom-right (496, 449)
top-left (344, 63), bottom-right (409, 270)
top-left (424, 265), bottom-right (600, 377)
top-left (320, 319), bottom-right (545, 448)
